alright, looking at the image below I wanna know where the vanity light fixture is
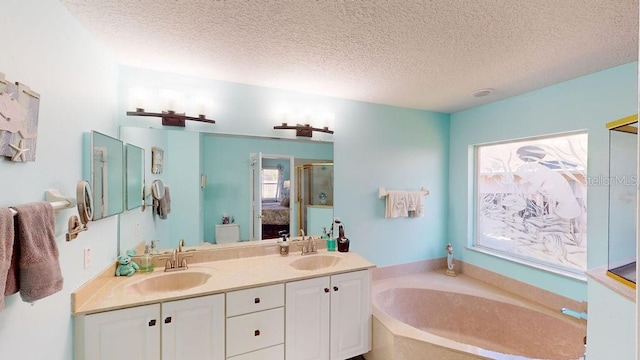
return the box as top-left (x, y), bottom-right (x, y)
top-left (126, 108), bottom-right (215, 127)
top-left (273, 123), bottom-right (334, 137)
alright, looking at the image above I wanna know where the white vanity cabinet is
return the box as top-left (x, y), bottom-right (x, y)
top-left (75, 294), bottom-right (225, 360)
top-left (285, 270), bottom-right (372, 360)
top-left (76, 303), bottom-right (160, 360)
top-left (226, 284), bottom-right (285, 360)
top-left (162, 294), bottom-right (225, 360)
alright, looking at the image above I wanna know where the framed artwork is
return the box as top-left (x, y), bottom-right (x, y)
top-left (0, 73), bottom-right (41, 162)
top-left (151, 146), bottom-right (164, 174)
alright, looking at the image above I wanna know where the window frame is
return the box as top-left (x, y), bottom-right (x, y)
top-left (469, 131), bottom-right (588, 281)
top-left (261, 167), bottom-right (280, 202)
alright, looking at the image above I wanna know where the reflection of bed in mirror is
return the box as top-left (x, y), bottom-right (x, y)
top-left (261, 201), bottom-right (290, 239)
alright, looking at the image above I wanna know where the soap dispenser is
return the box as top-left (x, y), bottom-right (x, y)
top-left (278, 230), bottom-right (290, 256)
top-left (324, 226), bottom-right (336, 252)
top-left (138, 243), bottom-right (155, 273)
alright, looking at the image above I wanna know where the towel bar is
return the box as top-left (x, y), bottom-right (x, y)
top-left (9, 189), bottom-right (76, 217)
top-left (378, 187), bottom-right (430, 198)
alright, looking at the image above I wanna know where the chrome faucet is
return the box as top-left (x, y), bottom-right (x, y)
top-left (163, 240), bottom-right (193, 271)
top-left (300, 229), bottom-right (317, 255)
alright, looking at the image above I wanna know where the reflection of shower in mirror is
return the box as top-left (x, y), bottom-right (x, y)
top-left (297, 163), bottom-right (334, 236)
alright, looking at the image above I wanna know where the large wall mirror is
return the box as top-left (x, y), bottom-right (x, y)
top-left (118, 126), bottom-right (333, 253)
top-left (84, 131), bottom-right (124, 220)
top-left (125, 143), bottom-right (144, 210)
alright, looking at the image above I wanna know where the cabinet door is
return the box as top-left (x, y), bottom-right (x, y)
top-left (161, 294), bottom-right (225, 360)
top-left (285, 276), bottom-right (331, 360)
top-left (330, 270), bottom-right (371, 360)
top-left (82, 304), bottom-right (160, 360)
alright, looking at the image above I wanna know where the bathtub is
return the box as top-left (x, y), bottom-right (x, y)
top-left (367, 272), bottom-right (586, 360)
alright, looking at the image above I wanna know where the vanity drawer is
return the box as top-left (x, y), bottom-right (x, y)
top-left (226, 283), bottom-right (284, 317)
top-left (226, 307), bottom-right (284, 357)
top-left (227, 344), bottom-right (283, 360)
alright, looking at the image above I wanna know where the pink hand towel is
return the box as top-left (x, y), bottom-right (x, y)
top-left (0, 208), bottom-right (15, 311)
top-left (11, 202), bottom-right (63, 303)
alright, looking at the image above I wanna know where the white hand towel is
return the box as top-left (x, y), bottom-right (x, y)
top-left (408, 192), bottom-right (425, 217)
top-left (385, 191), bottom-right (409, 218)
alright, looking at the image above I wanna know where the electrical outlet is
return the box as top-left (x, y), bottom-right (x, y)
top-left (135, 223), bottom-right (141, 237)
top-left (84, 247), bottom-right (92, 269)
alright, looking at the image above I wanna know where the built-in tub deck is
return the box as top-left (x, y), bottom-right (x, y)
top-left (367, 272), bottom-right (586, 360)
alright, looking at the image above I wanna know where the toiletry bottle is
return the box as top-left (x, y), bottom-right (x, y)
top-left (278, 231), bottom-right (290, 256)
top-left (321, 227), bottom-right (330, 249)
top-left (138, 244), bottom-right (155, 273)
top-left (337, 222), bottom-right (350, 252)
top-left (327, 228), bottom-right (336, 252)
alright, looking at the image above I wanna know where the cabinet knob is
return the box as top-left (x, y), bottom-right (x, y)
top-left (148, 319), bottom-right (157, 327)
top-left (164, 316), bottom-right (172, 324)
top-left (333, 286), bottom-right (339, 291)
top-left (254, 297), bottom-right (260, 304)
top-left (324, 288), bottom-right (330, 293)
top-left (254, 329), bottom-right (260, 336)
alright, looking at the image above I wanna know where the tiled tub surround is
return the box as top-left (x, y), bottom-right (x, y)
top-left (367, 272), bottom-right (586, 360)
top-left (72, 247), bottom-right (374, 314)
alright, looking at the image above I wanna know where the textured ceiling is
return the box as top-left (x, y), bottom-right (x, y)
top-left (60, 0), bottom-right (638, 113)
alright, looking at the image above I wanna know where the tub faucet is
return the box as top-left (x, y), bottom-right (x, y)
top-left (561, 307), bottom-right (588, 320)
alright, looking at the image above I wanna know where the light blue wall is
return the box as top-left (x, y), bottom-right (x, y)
top-left (0, 1), bottom-right (118, 359)
top-left (166, 131), bottom-right (203, 246)
top-left (587, 279), bottom-right (635, 360)
top-left (449, 62), bottom-right (638, 301)
top-left (334, 102), bottom-right (451, 267)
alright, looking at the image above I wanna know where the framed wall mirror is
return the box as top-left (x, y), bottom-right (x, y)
top-left (84, 131), bottom-right (124, 220)
top-left (125, 143), bottom-right (144, 210)
top-left (118, 126), bottom-right (333, 252)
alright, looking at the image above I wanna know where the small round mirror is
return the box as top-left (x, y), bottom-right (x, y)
top-left (152, 179), bottom-right (165, 200)
top-left (76, 180), bottom-right (94, 225)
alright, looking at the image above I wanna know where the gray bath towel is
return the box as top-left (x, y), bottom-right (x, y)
top-left (155, 186), bottom-right (171, 219)
top-left (0, 208), bottom-right (15, 311)
top-left (11, 202), bottom-right (63, 303)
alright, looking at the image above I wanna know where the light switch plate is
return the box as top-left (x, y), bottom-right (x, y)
top-left (84, 247), bottom-right (92, 269)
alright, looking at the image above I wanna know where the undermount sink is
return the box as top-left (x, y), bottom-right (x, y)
top-left (290, 255), bottom-right (343, 271)
top-left (125, 271), bottom-right (212, 294)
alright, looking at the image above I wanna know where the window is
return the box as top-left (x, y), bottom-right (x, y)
top-left (474, 132), bottom-right (588, 276)
top-left (261, 168), bottom-right (280, 201)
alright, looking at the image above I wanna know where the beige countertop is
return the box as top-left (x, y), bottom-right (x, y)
top-left (72, 249), bottom-right (375, 315)
top-left (586, 264), bottom-right (636, 303)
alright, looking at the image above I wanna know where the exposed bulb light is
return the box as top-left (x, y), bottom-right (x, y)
top-left (472, 88), bottom-right (494, 98)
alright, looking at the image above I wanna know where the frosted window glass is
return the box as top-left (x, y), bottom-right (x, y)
top-left (474, 132), bottom-right (588, 274)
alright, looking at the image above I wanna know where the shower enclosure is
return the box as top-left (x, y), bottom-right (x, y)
top-left (296, 163), bottom-right (334, 236)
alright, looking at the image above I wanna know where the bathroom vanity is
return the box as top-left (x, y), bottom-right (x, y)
top-left (72, 248), bottom-right (374, 360)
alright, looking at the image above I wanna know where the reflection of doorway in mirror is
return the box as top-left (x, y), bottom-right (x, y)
top-left (250, 153), bottom-right (294, 241)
